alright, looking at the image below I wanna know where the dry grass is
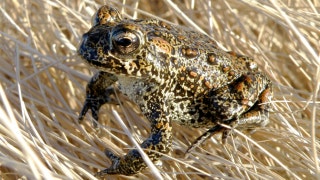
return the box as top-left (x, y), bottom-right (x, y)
top-left (1, 0), bottom-right (319, 179)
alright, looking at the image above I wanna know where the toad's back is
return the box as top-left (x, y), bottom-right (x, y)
top-left (120, 18), bottom-right (259, 95)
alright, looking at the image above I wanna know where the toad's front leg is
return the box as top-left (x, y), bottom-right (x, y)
top-left (95, 107), bottom-right (172, 176)
top-left (78, 71), bottom-right (118, 128)
top-left (80, 72), bottom-right (172, 175)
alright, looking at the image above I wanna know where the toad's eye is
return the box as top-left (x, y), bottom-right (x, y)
top-left (112, 29), bottom-right (140, 54)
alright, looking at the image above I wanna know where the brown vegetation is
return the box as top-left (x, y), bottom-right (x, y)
top-left (1, 0), bottom-right (319, 179)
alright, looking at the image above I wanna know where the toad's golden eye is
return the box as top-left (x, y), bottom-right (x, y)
top-left (111, 29), bottom-right (140, 54)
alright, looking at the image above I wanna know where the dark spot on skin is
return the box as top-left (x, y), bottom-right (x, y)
top-left (207, 53), bottom-right (218, 65)
top-left (181, 47), bottom-right (198, 58)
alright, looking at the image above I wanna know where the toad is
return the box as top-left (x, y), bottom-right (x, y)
top-left (78, 5), bottom-right (272, 176)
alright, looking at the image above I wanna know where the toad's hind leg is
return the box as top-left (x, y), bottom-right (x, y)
top-left (185, 124), bottom-right (225, 153)
top-left (186, 73), bottom-right (272, 153)
top-left (235, 85), bottom-right (272, 130)
top-left (185, 93), bottom-right (271, 153)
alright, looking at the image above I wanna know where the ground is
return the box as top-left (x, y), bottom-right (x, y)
top-left (0, 0), bottom-right (319, 179)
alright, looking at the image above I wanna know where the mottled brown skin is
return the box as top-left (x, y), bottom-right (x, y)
top-left (78, 5), bottom-right (272, 176)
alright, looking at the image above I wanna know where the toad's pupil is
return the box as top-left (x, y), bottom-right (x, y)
top-left (116, 37), bottom-right (132, 47)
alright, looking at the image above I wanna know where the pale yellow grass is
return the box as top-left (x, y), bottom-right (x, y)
top-left (0, 0), bottom-right (319, 179)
